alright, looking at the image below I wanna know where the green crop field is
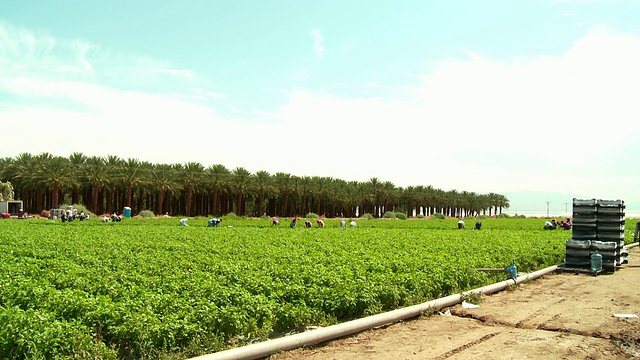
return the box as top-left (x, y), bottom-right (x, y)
top-left (0, 217), bottom-right (636, 359)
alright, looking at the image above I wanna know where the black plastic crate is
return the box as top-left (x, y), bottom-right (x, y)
top-left (565, 256), bottom-right (590, 267)
top-left (598, 199), bottom-right (625, 208)
top-left (597, 206), bottom-right (626, 215)
top-left (566, 239), bottom-right (591, 249)
top-left (573, 206), bottom-right (597, 214)
top-left (596, 214), bottom-right (625, 223)
top-left (573, 213), bottom-right (597, 223)
top-left (573, 198), bottom-right (597, 206)
top-left (565, 248), bottom-right (591, 258)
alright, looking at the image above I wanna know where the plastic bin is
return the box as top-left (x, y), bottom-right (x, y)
top-left (566, 239), bottom-right (591, 249)
top-left (598, 199), bottom-right (625, 208)
top-left (573, 198), bottom-right (597, 206)
top-left (573, 206), bottom-right (597, 214)
top-left (123, 207), bottom-right (132, 218)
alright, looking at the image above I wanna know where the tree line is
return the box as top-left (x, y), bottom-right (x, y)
top-left (0, 152), bottom-right (510, 218)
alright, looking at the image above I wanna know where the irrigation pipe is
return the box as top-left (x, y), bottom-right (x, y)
top-left (189, 264), bottom-right (558, 360)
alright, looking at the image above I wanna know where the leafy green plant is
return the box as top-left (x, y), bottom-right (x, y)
top-left (139, 210), bottom-right (155, 218)
top-left (0, 217), bottom-right (567, 358)
top-left (361, 213), bottom-right (374, 220)
top-left (431, 213), bottom-right (445, 220)
top-left (382, 212), bottom-right (396, 219)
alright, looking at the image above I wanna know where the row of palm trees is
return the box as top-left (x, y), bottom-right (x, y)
top-left (0, 152), bottom-right (510, 218)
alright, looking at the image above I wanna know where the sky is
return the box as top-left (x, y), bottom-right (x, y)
top-left (1, 0), bottom-right (640, 211)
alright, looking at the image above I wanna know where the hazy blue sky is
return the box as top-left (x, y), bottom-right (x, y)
top-left (1, 1), bottom-right (639, 210)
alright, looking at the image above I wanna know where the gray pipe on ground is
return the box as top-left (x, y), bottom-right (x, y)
top-left (189, 264), bottom-right (558, 360)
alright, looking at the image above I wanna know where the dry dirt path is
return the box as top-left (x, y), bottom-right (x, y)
top-left (270, 247), bottom-right (640, 360)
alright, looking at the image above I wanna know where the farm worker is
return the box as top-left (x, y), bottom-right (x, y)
top-left (458, 220), bottom-right (465, 229)
top-left (316, 219), bottom-right (325, 228)
top-left (208, 218), bottom-right (222, 227)
top-left (475, 221), bottom-right (482, 230)
top-left (340, 219), bottom-right (346, 228)
top-left (179, 218), bottom-right (189, 226)
top-left (551, 219), bottom-right (557, 229)
top-left (272, 217), bottom-right (279, 226)
top-left (305, 220), bottom-right (312, 228)
top-left (349, 220), bottom-right (357, 227)
top-left (290, 217), bottom-right (298, 228)
top-left (544, 221), bottom-right (554, 230)
top-left (559, 218), bottom-right (572, 230)
top-left (634, 222), bottom-right (640, 243)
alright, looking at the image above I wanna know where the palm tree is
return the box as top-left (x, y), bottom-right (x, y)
top-left (253, 170), bottom-right (274, 217)
top-left (230, 167), bottom-right (252, 215)
top-left (274, 172), bottom-right (294, 217)
top-left (206, 164), bottom-right (230, 216)
top-left (366, 177), bottom-right (383, 217)
top-left (180, 162), bottom-right (205, 217)
top-left (296, 176), bottom-right (313, 216)
top-left (68, 152), bottom-right (87, 205)
top-left (120, 158), bottom-right (146, 210)
top-left (307, 176), bottom-right (330, 216)
top-left (5, 153), bottom-right (34, 210)
top-left (151, 163), bottom-right (179, 216)
top-left (380, 181), bottom-right (398, 215)
top-left (104, 155), bottom-right (123, 214)
top-left (36, 155), bottom-right (74, 209)
top-left (84, 156), bottom-right (111, 214)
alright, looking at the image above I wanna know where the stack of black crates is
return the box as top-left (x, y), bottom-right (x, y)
top-left (566, 198), bottom-right (626, 271)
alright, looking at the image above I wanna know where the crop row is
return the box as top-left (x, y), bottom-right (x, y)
top-left (0, 218), bottom-right (615, 359)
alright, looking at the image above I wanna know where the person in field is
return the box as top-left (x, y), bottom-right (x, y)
top-left (179, 218), bottom-right (189, 226)
top-left (475, 221), bottom-right (482, 230)
top-left (208, 218), bottom-right (222, 227)
top-left (340, 219), bottom-right (346, 228)
top-left (350, 220), bottom-right (357, 227)
top-left (305, 220), bottom-right (312, 228)
top-left (458, 220), bottom-right (465, 229)
top-left (316, 219), bottom-right (325, 228)
top-left (558, 218), bottom-right (572, 230)
top-left (290, 217), bottom-right (298, 228)
top-left (544, 219), bottom-right (557, 230)
top-left (272, 217), bottom-right (279, 226)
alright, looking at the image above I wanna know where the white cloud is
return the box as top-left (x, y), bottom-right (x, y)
top-left (265, 28), bottom-right (640, 197)
top-left (151, 67), bottom-right (194, 78)
top-left (1, 21), bottom-right (640, 206)
top-left (310, 28), bottom-right (324, 58)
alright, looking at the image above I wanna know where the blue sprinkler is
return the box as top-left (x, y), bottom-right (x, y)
top-left (505, 258), bottom-right (518, 280)
top-left (478, 258), bottom-right (518, 280)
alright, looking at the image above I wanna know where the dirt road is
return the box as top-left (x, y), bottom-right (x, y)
top-left (271, 248), bottom-right (640, 360)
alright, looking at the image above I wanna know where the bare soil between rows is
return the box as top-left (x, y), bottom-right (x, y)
top-left (270, 247), bottom-right (640, 360)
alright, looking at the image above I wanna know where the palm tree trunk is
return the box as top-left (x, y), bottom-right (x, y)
top-left (91, 185), bottom-right (99, 214)
top-left (157, 190), bottom-right (164, 216)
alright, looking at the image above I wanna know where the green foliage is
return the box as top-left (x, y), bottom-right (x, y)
top-left (305, 213), bottom-right (319, 219)
top-left (415, 214), bottom-right (426, 219)
top-left (395, 212), bottom-right (407, 220)
top-left (226, 212), bottom-right (238, 218)
top-left (382, 211), bottom-right (396, 219)
top-left (0, 218), bottom-right (569, 358)
top-left (496, 213), bottom-right (511, 219)
top-left (139, 210), bottom-right (155, 218)
top-left (0, 181), bottom-right (13, 201)
top-left (361, 213), bottom-right (374, 220)
top-left (431, 213), bottom-right (446, 220)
